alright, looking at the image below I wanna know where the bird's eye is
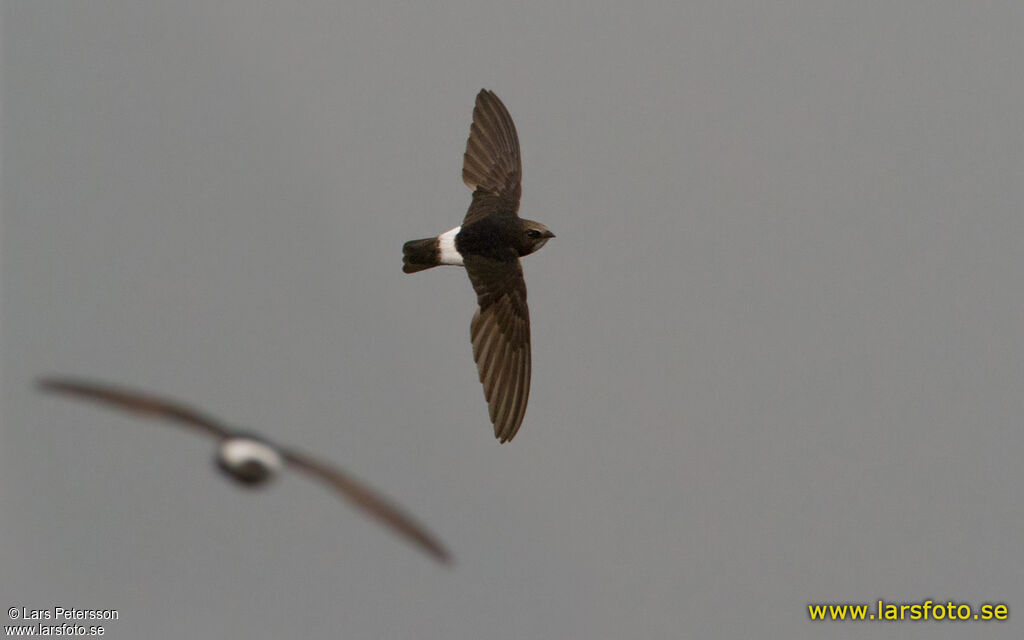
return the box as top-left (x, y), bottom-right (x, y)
top-left (526, 229), bottom-right (542, 239)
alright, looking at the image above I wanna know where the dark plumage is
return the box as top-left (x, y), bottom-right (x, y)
top-left (402, 237), bottom-right (440, 274)
top-left (402, 90), bottom-right (554, 442)
top-left (37, 376), bottom-right (451, 564)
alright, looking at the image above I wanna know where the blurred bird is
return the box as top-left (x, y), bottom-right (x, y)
top-left (402, 89), bottom-right (554, 443)
top-left (38, 376), bottom-right (451, 564)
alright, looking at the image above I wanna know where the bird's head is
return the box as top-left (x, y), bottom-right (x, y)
top-left (517, 220), bottom-right (555, 256)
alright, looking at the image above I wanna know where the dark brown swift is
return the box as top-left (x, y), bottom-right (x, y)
top-left (38, 376), bottom-right (451, 564)
top-left (402, 90), bottom-right (554, 443)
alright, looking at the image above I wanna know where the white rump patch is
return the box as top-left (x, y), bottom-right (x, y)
top-left (438, 226), bottom-right (464, 266)
top-left (219, 438), bottom-right (283, 472)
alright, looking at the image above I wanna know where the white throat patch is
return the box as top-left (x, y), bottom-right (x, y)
top-left (219, 438), bottom-right (283, 472)
top-left (438, 226), bottom-right (464, 266)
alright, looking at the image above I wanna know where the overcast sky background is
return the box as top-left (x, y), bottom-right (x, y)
top-left (2, 2), bottom-right (1022, 638)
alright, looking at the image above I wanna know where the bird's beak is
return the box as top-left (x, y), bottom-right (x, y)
top-left (542, 230), bottom-right (556, 239)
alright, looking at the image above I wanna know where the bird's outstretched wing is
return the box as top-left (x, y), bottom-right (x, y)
top-left (464, 254), bottom-right (531, 443)
top-left (462, 89), bottom-right (522, 224)
top-left (279, 448), bottom-right (452, 564)
top-left (38, 377), bottom-right (232, 439)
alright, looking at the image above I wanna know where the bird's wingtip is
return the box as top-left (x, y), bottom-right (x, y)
top-left (36, 376), bottom-right (65, 391)
top-left (433, 547), bottom-right (455, 567)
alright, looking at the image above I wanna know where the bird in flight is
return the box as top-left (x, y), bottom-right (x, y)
top-left (402, 89), bottom-right (554, 443)
top-left (38, 376), bottom-right (451, 564)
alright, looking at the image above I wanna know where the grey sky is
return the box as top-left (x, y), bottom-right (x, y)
top-left (2, 2), bottom-right (1022, 638)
